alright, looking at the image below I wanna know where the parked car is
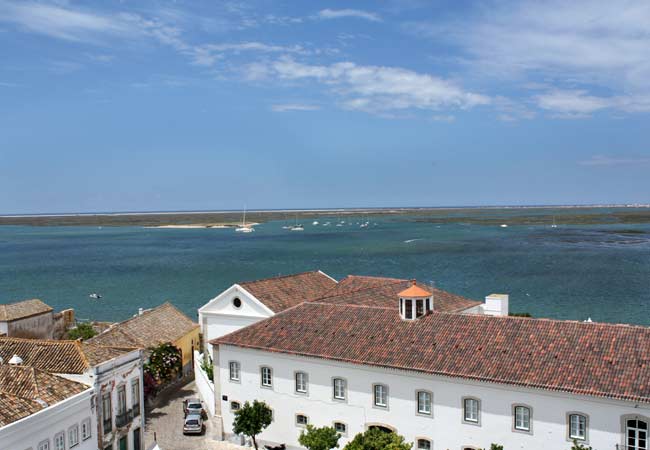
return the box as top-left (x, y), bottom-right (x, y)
top-left (183, 413), bottom-right (204, 435)
top-left (183, 398), bottom-right (205, 418)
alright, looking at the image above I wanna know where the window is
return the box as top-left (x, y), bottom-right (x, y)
top-left (333, 378), bottom-right (346, 400)
top-left (261, 366), bottom-right (272, 387)
top-left (232, 297), bottom-right (242, 308)
top-left (373, 384), bottom-right (388, 408)
top-left (102, 393), bottom-right (112, 434)
top-left (296, 414), bottom-right (309, 426)
top-left (333, 422), bottom-right (347, 435)
top-left (405, 300), bottom-right (413, 319)
top-left (119, 436), bottom-right (127, 450)
top-left (81, 418), bottom-right (91, 440)
top-left (229, 361), bottom-right (241, 381)
top-left (417, 391), bottom-right (432, 415)
top-left (230, 401), bottom-right (241, 411)
top-left (118, 385), bottom-right (127, 415)
top-left (54, 432), bottom-right (65, 450)
top-left (131, 379), bottom-right (141, 416)
top-left (38, 441), bottom-right (50, 450)
top-left (416, 299), bottom-right (424, 317)
top-left (514, 405), bottom-right (531, 432)
top-left (626, 418), bottom-right (648, 450)
top-left (69, 425), bottom-right (80, 447)
top-left (569, 414), bottom-right (587, 440)
top-left (417, 439), bottom-right (431, 450)
top-left (463, 398), bottom-right (480, 424)
top-left (295, 371), bottom-right (308, 394)
top-left (133, 427), bottom-right (141, 450)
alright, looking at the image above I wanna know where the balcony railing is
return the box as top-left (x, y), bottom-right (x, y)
top-left (133, 403), bottom-right (140, 418)
top-left (115, 411), bottom-right (128, 428)
top-left (102, 418), bottom-right (112, 434)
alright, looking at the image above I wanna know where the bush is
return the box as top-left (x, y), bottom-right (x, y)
top-left (343, 428), bottom-right (412, 450)
top-left (144, 342), bottom-right (182, 386)
top-left (571, 440), bottom-right (593, 450)
top-left (200, 355), bottom-right (214, 381)
top-left (67, 323), bottom-right (97, 340)
top-left (299, 424), bottom-right (341, 450)
top-left (489, 445), bottom-right (504, 450)
top-left (233, 400), bottom-right (273, 450)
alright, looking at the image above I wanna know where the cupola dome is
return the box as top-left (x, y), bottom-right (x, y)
top-left (398, 280), bottom-right (433, 320)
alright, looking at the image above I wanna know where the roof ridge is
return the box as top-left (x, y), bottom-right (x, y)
top-left (74, 340), bottom-right (91, 369)
top-left (239, 270), bottom-right (322, 285)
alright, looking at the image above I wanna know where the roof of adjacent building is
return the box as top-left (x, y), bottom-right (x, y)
top-left (213, 301), bottom-right (650, 404)
top-left (0, 336), bottom-right (134, 374)
top-left (87, 302), bottom-right (199, 349)
top-left (0, 299), bottom-right (52, 322)
top-left (239, 271), bottom-right (338, 313)
top-left (0, 364), bottom-right (89, 426)
top-left (316, 275), bottom-right (481, 313)
top-left (398, 283), bottom-right (433, 298)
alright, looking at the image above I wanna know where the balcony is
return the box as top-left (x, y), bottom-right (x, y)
top-left (115, 411), bottom-right (128, 428)
top-left (133, 403), bottom-right (140, 418)
top-left (102, 418), bottom-right (112, 435)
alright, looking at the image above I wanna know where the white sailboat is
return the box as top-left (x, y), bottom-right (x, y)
top-left (235, 207), bottom-right (255, 233)
top-left (551, 216), bottom-right (558, 228)
top-left (290, 214), bottom-right (304, 231)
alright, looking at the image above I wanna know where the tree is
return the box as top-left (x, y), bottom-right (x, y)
top-left (489, 445), bottom-right (504, 450)
top-left (143, 342), bottom-right (182, 386)
top-left (299, 425), bottom-right (341, 450)
top-left (571, 440), bottom-right (593, 450)
top-left (200, 354), bottom-right (214, 382)
top-left (232, 400), bottom-right (273, 450)
top-left (343, 428), bottom-right (412, 450)
top-left (67, 323), bottom-right (97, 340)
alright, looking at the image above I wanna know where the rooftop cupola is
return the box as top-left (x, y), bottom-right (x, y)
top-left (398, 280), bottom-right (433, 320)
top-left (8, 354), bottom-right (23, 365)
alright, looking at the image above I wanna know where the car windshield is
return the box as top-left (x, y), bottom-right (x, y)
top-left (188, 403), bottom-right (201, 408)
top-left (186, 419), bottom-right (199, 425)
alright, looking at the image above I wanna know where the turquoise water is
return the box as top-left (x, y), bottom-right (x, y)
top-left (1, 214), bottom-right (649, 325)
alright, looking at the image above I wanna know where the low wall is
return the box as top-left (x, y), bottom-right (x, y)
top-left (194, 351), bottom-right (216, 417)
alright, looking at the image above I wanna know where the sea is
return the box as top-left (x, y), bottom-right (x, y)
top-left (1, 210), bottom-right (649, 326)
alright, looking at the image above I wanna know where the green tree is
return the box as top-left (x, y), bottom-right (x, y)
top-left (200, 355), bottom-right (214, 381)
top-left (143, 342), bottom-right (182, 385)
top-left (343, 428), bottom-right (412, 450)
top-left (299, 425), bottom-right (341, 450)
top-left (67, 323), bottom-right (97, 340)
top-left (571, 440), bottom-right (593, 450)
top-left (489, 445), bottom-right (504, 450)
top-left (232, 400), bottom-right (273, 450)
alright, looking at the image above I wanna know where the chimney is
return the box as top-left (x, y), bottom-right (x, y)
top-left (482, 294), bottom-right (509, 316)
top-left (138, 308), bottom-right (144, 316)
top-left (8, 354), bottom-right (23, 365)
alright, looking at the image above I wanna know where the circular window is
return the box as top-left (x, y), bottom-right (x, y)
top-left (232, 297), bottom-right (242, 308)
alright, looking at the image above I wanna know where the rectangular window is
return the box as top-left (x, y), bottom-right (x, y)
top-left (119, 436), bottom-right (127, 450)
top-left (295, 372), bottom-right (308, 393)
top-left (416, 299), bottom-right (424, 317)
top-left (463, 398), bottom-right (479, 423)
top-left (38, 441), bottom-right (50, 450)
top-left (133, 427), bottom-right (141, 450)
top-left (405, 300), bottom-right (413, 319)
top-left (230, 401), bottom-right (241, 411)
top-left (417, 391), bottom-right (432, 415)
top-left (514, 406), bottom-right (531, 431)
top-left (417, 439), bottom-right (431, 450)
top-left (54, 433), bottom-right (65, 450)
top-left (333, 378), bottom-right (346, 400)
top-left (373, 384), bottom-right (388, 407)
top-left (296, 414), bottom-right (309, 426)
top-left (334, 422), bottom-right (347, 434)
top-left (569, 414), bottom-right (587, 440)
top-left (131, 379), bottom-right (140, 417)
top-left (81, 418), bottom-right (92, 440)
top-left (69, 425), bottom-right (80, 447)
top-left (102, 393), bottom-right (112, 434)
top-left (118, 385), bottom-right (127, 415)
top-left (229, 361), bottom-right (241, 381)
top-left (261, 366), bottom-right (272, 387)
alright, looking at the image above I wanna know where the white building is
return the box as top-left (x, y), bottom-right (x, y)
top-left (0, 299), bottom-right (55, 339)
top-left (0, 337), bottom-right (145, 450)
top-left (204, 272), bottom-right (650, 450)
top-left (0, 363), bottom-right (97, 450)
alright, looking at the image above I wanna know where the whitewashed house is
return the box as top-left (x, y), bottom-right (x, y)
top-left (206, 275), bottom-right (650, 450)
top-left (0, 337), bottom-right (145, 450)
top-left (0, 362), bottom-right (97, 450)
top-left (0, 299), bottom-right (55, 339)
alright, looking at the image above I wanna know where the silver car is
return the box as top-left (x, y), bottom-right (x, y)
top-left (183, 413), bottom-right (204, 435)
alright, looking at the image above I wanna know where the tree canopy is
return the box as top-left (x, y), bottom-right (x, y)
top-left (67, 322), bottom-right (97, 340)
top-left (233, 400), bottom-right (273, 450)
top-left (343, 428), bottom-right (412, 450)
top-left (299, 425), bottom-right (341, 450)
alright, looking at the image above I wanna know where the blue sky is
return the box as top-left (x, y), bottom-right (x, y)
top-left (1, 0), bottom-right (649, 213)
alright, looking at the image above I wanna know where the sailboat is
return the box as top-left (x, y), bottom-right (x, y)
top-left (235, 207), bottom-right (255, 233)
top-left (551, 216), bottom-right (558, 228)
top-left (290, 214), bottom-right (304, 231)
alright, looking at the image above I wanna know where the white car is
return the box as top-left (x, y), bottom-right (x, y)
top-left (183, 413), bottom-right (204, 435)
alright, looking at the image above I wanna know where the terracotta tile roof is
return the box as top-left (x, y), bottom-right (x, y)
top-left (0, 364), bottom-right (89, 426)
top-left (0, 299), bottom-right (52, 322)
top-left (398, 283), bottom-right (433, 298)
top-left (239, 271), bottom-right (338, 313)
top-left (316, 276), bottom-right (481, 313)
top-left (213, 302), bottom-right (650, 404)
top-left (0, 336), bottom-right (133, 374)
top-left (87, 302), bottom-right (199, 349)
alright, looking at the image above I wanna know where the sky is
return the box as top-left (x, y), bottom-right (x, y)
top-left (1, 0), bottom-right (649, 213)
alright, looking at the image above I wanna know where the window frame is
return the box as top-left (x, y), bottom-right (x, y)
top-left (37, 440), bottom-right (50, 450)
top-left (102, 392), bottom-right (112, 434)
top-left (81, 418), bottom-right (91, 441)
top-left (416, 390), bottom-right (433, 417)
top-left (621, 414), bottom-right (649, 450)
top-left (229, 361), bottom-right (241, 382)
top-left (260, 366), bottom-right (273, 388)
top-left (512, 404), bottom-right (533, 434)
top-left (462, 397), bottom-right (481, 426)
top-left (294, 371), bottom-right (308, 395)
top-left (333, 421), bottom-right (348, 436)
top-left (295, 413), bottom-right (309, 427)
top-left (53, 431), bottom-right (65, 450)
top-left (230, 401), bottom-right (241, 411)
top-left (372, 383), bottom-right (389, 409)
top-left (416, 438), bottom-right (432, 450)
top-left (332, 377), bottom-right (347, 401)
top-left (68, 424), bottom-right (80, 448)
top-left (567, 412), bottom-right (589, 443)
top-left (232, 297), bottom-right (242, 309)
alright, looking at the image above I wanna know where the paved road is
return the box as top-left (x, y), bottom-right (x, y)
top-left (144, 380), bottom-right (244, 450)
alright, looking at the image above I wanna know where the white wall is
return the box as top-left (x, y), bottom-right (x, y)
top-left (3, 312), bottom-right (54, 339)
top-left (216, 345), bottom-right (650, 450)
top-left (195, 350), bottom-right (216, 417)
top-left (0, 388), bottom-right (97, 450)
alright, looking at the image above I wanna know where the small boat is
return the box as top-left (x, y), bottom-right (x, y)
top-left (89, 293), bottom-right (102, 299)
top-left (500, 224), bottom-right (508, 228)
top-left (551, 216), bottom-right (558, 228)
top-left (235, 207), bottom-right (255, 233)
top-left (312, 221), bottom-right (319, 226)
top-left (360, 222), bottom-right (369, 228)
top-left (323, 222), bottom-right (331, 227)
top-left (290, 225), bottom-right (304, 231)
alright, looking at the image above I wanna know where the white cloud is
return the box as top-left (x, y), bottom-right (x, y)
top-left (271, 103), bottom-right (320, 112)
top-left (190, 42), bottom-right (308, 67)
top-left (264, 57), bottom-right (489, 115)
top-left (535, 90), bottom-right (611, 117)
top-left (579, 155), bottom-right (650, 166)
top-left (317, 9), bottom-right (381, 22)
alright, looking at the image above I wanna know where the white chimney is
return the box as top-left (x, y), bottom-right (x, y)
top-left (138, 308), bottom-right (144, 315)
top-left (8, 354), bottom-right (23, 365)
top-left (482, 294), bottom-right (509, 317)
